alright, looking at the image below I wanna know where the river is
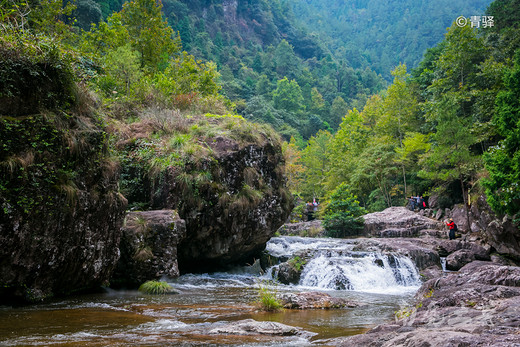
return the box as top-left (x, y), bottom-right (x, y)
top-left (0, 236), bottom-right (421, 346)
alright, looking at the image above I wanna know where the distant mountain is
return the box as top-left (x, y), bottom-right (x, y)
top-left (289, 0), bottom-right (493, 79)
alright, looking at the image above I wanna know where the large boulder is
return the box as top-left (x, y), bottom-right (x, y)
top-left (120, 119), bottom-right (293, 272)
top-left (111, 210), bottom-right (186, 287)
top-left (363, 207), bottom-right (442, 238)
top-left (175, 142), bottom-right (292, 271)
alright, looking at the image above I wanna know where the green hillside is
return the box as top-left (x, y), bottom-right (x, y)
top-left (289, 0), bottom-right (493, 79)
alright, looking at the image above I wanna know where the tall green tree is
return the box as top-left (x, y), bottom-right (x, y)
top-left (120, 0), bottom-right (180, 70)
top-left (322, 182), bottom-right (366, 238)
top-left (272, 77), bottom-right (304, 112)
top-left (419, 23), bottom-right (488, 229)
top-left (300, 130), bottom-right (332, 200)
top-left (377, 64), bottom-right (419, 197)
top-left (484, 51), bottom-right (520, 217)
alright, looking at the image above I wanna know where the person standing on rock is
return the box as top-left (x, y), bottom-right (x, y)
top-left (445, 218), bottom-right (457, 240)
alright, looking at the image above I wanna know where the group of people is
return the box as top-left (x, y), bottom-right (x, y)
top-left (305, 199), bottom-right (319, 221)
top-left (408, 195), bottom-right (458, 239)
top-left (408, 196), bottom-right (427, 211)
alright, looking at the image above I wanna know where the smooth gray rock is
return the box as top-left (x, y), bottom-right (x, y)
top-left (209, 319), bottom-right (305, 336)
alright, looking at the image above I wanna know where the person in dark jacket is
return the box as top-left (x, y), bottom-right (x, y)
top-left (446, 218), bottom-right (456, 240)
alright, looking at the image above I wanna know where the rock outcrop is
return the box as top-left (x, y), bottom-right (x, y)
top-left (363, 207), bottom-right (442, 238)
top-left (111, 210), bottom-right (186, 287)
top-left (277, 220), bottom-right (325, 237)
top-left (120, 118), bottom-right (293, 273)
top-left (174, 142), bottom-right (293, 271)
top-left (333, 262), bottom-right (520, 346)
top-left (0, 45), bottom-right (127, 303)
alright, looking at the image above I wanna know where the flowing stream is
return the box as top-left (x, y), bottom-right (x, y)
top-left (0, 236), bottom-right (421, 346)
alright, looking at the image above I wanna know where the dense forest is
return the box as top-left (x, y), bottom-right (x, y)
top-left (289, 0), bottom-right (493, 79)
top-left (288, 0), bottom-right (520, 236)
top-left (1, 0), bottom-right (519, 238)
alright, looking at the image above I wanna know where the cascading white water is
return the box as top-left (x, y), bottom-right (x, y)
top-left (266, 236), bottom-right (422, 294)
top-left (440, 257), bottom-right (447, 272)
top-left (299, 251), bottom-right (421, 294)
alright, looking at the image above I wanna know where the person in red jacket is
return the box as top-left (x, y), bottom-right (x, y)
top-left (446, 218), bottom-right (456, 240)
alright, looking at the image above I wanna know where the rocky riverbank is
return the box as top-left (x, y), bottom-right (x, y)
top-left (332, 261), bottom-right (520, 346)
top-left (326, 204), bottom-right (520, 346)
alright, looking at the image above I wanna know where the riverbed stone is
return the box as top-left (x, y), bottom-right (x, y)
top-left (277, 220), bottom-right (325, 237)
top-left (209, 319), bottom-right (305, 336)
top-left (445, 249), bottom-right (475, 271)
top-left (279, 291), bottom-right (357, 309)
top-left (277, 261), bottom-right (302, 285)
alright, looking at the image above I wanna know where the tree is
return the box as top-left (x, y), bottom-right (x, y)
top-left (329, 96), bottom-right (348, 130)
top-left (282, 137), bottom-right (304, 195)
top-left (310, 87), bottom-right (326, 116)
top-left (483, 51), bottom-right (520, 217)
top-left (274, 39), bottom-right (299, 78)
top-left (322, 183), bottom-right (366, 237)
top-left (98, 44), bottom-right (144, 98)
top-left (326, 108), bottom-right (370, 195)
top-left (272, 77), bottom-right (304, 112)
top-left (377, 64), bottom-right (419, 197)
top-left (419, 22), bottom-right (488, 230)
top-left (300, 130), bottom-right (332, 200)
top-left (120, 0), bottom-right (180, 70)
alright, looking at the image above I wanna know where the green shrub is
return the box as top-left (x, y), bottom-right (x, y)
top-left (322, 183), bottom-right (366, 238)
top-left (138, 280), bottom-right (176, 295)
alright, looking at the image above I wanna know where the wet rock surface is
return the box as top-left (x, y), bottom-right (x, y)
top-left (111, 210), bottom-right (186, 287)
top-left (280, 291), bottom-right (357, 309)
top-left (277, 261), bottom-right (302, 284)
top-left (209, 319), bottom-right (308, 336)
top-left (332, 262), bottom-right (520, 347)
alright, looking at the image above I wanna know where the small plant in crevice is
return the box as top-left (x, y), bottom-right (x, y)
top-left (138, 280), bottom-right (176, 295)
top-left (255, 280), bottom-right (283, 312)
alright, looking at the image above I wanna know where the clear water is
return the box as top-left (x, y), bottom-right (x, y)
top-left (0, 236), bottom-right (421, 346)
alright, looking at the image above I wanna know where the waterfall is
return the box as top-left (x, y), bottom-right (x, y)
top-left (440, 257), bottom-right (447, 272)
top-left (266, 237), bottom-right (422, 294)
top-left (299, 251), bottom-right (421, 294)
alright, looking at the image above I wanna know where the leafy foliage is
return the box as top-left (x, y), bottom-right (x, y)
top-left (484, 51), bottom-right (520, 216)
top-left (322, 183), bottom-right (366, 238)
